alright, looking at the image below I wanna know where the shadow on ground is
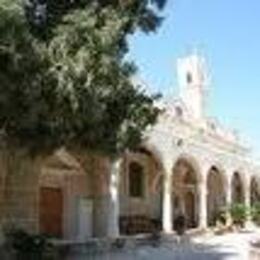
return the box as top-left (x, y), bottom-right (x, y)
top-left (57, 240), bottom-right (239, 260)
top-left (0, 236), bottom-right (241, 260)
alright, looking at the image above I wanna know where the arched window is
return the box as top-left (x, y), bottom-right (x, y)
top-left (175, 106), bottom-right (183, 118)
top-left (186, 72), bottom-right (193, 84)
top-left (128, 162), bottom-right (144, 198)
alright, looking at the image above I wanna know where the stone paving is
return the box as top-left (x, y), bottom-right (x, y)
top-left (63, 230), bottom-right (260, 260)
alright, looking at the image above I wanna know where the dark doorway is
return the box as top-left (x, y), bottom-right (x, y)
top-left (40, 187), bottom-right (63, 237)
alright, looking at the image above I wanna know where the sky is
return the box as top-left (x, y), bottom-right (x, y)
top-left (128, 0), bottom-right (260, 158)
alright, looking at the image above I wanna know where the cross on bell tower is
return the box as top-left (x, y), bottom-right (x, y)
top-left (177, 53), bottom-right (209, 120)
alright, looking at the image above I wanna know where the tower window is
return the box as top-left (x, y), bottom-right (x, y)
top-left (186, 72), bottom-right (192, 84)
top-left (175, 106), bottom-right (183, 117)
top-left (129, 162), bottom-right (144, 198)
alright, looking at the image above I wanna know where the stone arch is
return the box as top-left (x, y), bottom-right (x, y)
top-left (138, 146), bottom-right (164, 191)
top-left (172, 155), bottom-right (201, 229)
top-left (119, 147), bottom-right (164, 234)
top-left (173, 154), bottom-right (202, 181)
top-left (231, 171), bottom-right (245, 204)
top-left (206, 165), bottom-right (227, 226)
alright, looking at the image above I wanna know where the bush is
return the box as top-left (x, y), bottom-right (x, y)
top-left (251, 202), bottom-right (260, 225)
top-left (174, 215), bottom-right (186, 235)
top-left (4, 228), bottom-right (53, 260)
top-left (229, 203), bottom-right (249, 227)
top-left (215, 208), bottom-right (228, 226)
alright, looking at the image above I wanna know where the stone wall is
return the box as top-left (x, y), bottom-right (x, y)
top-left (2, 154), bottom-right (40, 233)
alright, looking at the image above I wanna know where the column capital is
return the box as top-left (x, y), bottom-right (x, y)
top-left (161, 160), bottom-right (174, 179)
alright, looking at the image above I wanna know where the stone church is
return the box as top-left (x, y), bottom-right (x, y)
top-left (0, 54), bottom-right (260, 241)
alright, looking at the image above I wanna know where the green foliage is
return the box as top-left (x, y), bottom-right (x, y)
top-left (0, 0), bottom-right (57, 153)
top-left (4, 228), bottom-right (53, 259)
top-left (25, 0), bottom-right (166, 40)
top-left (229, 203), bottom-right (249, 227)
top-left (251, 202), bottom-right (260, 225)
top-left (0, 0), bottom-right (164, 157)
top-left (45, 5), bottom-right (161, 155)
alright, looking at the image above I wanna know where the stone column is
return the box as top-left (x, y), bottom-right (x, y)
top-left (107, 158), bottom-right (121, 237)
top-left (225, 176), bottom-right (233, 226)
top-left (226, 178), bottom-right (232, 207)
top-left (162, 167), bottom-right (173, 233)
top-left (198, 176), bottom-right (207, 230)
top-left (245, 178), bottom-right (251, 209)
top-left (244, 177), bottom-right (253, 228)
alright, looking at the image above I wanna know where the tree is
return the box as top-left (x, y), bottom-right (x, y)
top-left (0, 0), bottom-right (166, 158)
top-left (25, 0), bottom-right (167, 39)
top-left (0, 0), bottom-right (57, 153)
top-left (0, 0), bottom-right (167, 234)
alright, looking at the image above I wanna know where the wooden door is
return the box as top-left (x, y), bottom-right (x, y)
top-left (40, 187), bottom-right (63, 237)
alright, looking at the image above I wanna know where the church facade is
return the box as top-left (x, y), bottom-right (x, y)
top-left (0, 54), bottom-right (260, 241)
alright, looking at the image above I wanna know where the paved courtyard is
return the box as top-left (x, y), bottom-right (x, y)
top-left (63, 230), bottom-right (260, 260)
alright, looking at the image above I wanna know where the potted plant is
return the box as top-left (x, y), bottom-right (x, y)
top-left (214, 208), bottom-right (228, 235)
top-left (229, 203), bottom-right (249, 230)
top-left (174, 215), bottom-right (186, 236)
top-left (251, 202), bottom-right (260, 226)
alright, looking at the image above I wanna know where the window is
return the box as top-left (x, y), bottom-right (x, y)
top-left (129, 162), bottom-right (144, 198)
top-left (186, 72), bottom-right (192, 84)
top-left (175, 106), bottom-right (183, 117)
top-left (210, 122), bottom-right (216, 131)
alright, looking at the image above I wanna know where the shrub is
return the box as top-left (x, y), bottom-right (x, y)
top-left (251, 202), bottom-right (260, 225)
top-left (4, 228), bottom-right (53, 260)
top-left (229, 203), bottom-right (249, 227)
top-left (215, 208), bottom-right (228, 226)
top-left (174, 215), bottom-right (186, 235)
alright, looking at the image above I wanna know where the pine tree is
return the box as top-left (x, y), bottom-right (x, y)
top-left (0, 0), bottom-right (166, 157)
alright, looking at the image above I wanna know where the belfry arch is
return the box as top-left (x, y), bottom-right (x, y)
top-left (231, 172), bottom-right (245, 204)
top-left (172, 157), bottom-right (201, 229)
top-left (206, 166), bottom-right (226, 226)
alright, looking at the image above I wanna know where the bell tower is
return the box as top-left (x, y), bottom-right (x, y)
top-left (177, 53), bottom-right (209, 120)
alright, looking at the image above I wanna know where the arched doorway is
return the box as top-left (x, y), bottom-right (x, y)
top-left (172, 158), bottom-right (199, 229)
top-left (207, 166), bottom-right (226, 226)
top-left (119, 148), bottom-right (163, 234)
top-left (231, 172), bottom-right (244, 204)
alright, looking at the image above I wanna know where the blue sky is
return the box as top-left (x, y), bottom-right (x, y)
top-left (128, 0), bottom-right (260, 158)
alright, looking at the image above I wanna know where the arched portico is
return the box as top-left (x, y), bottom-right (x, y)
top-left (231, 172), bottom-right (245, 204)
top-left (172, 156), bottom-right (201, 229)
top-left (207, 166), bottom-right (227, 226)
